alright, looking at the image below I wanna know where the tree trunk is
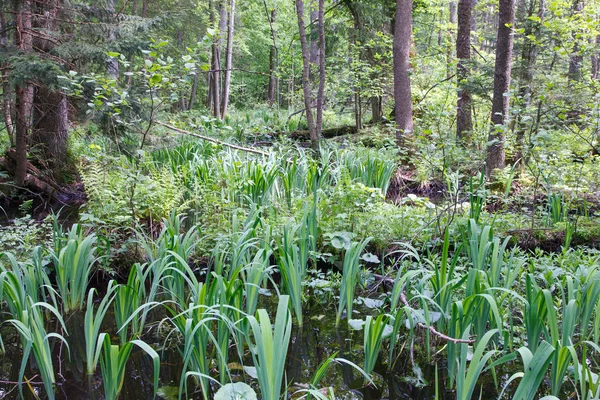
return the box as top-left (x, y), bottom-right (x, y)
top-left (567, 0), bottom-right (583, 86)
top-left (295, 0), bottom-right (318, 150)
top-left (486, 0), bottom-right (515, 177)
top-left (309, 3), bottom-right (319, 72)
top-left (141, 0), bottom-right (149, 17)
top-left (456, 0), bottom-right (473, 141)
top-left (371, 96), bottom-right (382, 123)
top-left (514, 0), bottom-right (544, 165)
top-left (30, 0), bottom-right (70, 179)
top-left (267, 8), bottom-right (278, 107)
top-left (209, 1), bottom-right (227, 119)
top-left (31, 88), bottom-right (69, 175)
top-left (14, 0), bottom-right (34, 187)
top-left (393, 0), bottom-right (414, 145)
top-left (1, 9), bottom-right (14, 145)
top-left (106, 0), bottom-right (120, 80)
top-left (447, 1), bottom-right (457, 79)
top-left (592, 35), bottom-right (599, 80)
top-left (221, 0), bottom-right (235, 118)
top-left (188, 33), bottom-right (202, 110)
top-left (315, 0), bottom-right (326, 138)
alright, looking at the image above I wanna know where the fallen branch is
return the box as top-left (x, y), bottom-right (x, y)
top-left (373, 274), bottom-right (474, 343)
top-left (154, 120), bottom-right (270, 157)
top-left (400, 291), bottom-right (475, 344)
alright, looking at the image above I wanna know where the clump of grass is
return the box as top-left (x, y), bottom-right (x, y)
top-left (52, 224), bottom-right (98, 313)
top-left (336, 238), bottom-right (370, 327)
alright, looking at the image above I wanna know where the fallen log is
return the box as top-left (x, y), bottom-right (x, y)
top-left (155, 120), bottom-right (270, 157)
top-left (0, 150), bottom-right (62, 196)
top-left (285, 125), bottom-right (358, 140)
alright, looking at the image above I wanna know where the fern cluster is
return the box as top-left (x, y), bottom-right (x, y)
top-left (79, 157), bottom-right (183, 224)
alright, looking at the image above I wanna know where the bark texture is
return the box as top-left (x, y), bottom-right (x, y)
top-left (315, 0), bottom-right (326, 138)
top-left (486, 0), bottom-right (515, 176)
top-left (221, 0), bottom-right (235, 118)
top-left (514, 0), bottom-right (544, 165)
top-left (14, 0), bottom-right (34, 187)
top-left (567, 0), bottom-right (584, 85)
top-left (393, 0), bottom-right (414, 145)
top-left (267, 8), bottom-right (278, 107)
top-left (295, 0), bottom-right (318, 149)
top-left (456, 0), bottom-right (473, 141)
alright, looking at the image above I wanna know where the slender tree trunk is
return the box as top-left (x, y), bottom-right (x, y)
top-left (106, 0), bottom-right (119, 80)
top-left (456, 0), bottom-right (473, 141)
top-left (188, 33), bottom-right (202, 110)
top-left (266, 8), bottom-right (278, 107)
top-left (221, 0), bottom-right (235, 118)
top-left (447, 1), bottom-right (457, 79)
top-left (1, 8), bottom-right (14, 144)
top-left (295, 0), bottom-right (318, 149)
top-left (14, 0), bottom-right (34, 187)
top-left (393, 0), bottom-right (414, 145)
top-left (592, 35), bottom-right (600, 80)
top-left (131, 0), bottom-right (139, 15)
top-left (210, 1), bottom-right (227, 119)
top-left (514, 0), bottom-right (544, 165)
top-left (486, 0), bottom-right (515, 177)
top-left (309, 3), bottom-right (319, 72)
top-left (567, 0), bottom-right (583, 86)
top-left (371, 97), bottom-right (382, 123)
top-left (315, 0), bottom-right (326, 138)
top-left (141, 0), bottom-right (149, 17)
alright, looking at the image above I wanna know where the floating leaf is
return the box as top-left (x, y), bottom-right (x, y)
top-left (214, 383), bottom-right (257, 400)
top-left (362, 253), bottom-right (380, 264)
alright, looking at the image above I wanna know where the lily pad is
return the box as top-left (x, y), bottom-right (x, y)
top-left (214, 383), bottom-right (257, 400)
top-left (361, 253), bottom-right (380, 264)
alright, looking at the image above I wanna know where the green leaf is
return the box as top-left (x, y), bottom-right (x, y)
top-left (149, 74), bottom-right (163, 85)
top-left (214, 383), bottom-right (257, 400)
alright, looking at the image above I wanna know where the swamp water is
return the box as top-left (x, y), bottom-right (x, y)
top-left (0, 295), bottom-right (535, 400)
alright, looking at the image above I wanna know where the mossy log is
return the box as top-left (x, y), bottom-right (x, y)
top-left (284, 125), bottom-right (358, 140)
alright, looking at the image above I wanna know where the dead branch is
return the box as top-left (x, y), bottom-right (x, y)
top-left (154, 120), bottom-right (270, 157)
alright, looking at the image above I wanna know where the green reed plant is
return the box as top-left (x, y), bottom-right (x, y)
top-left (242, 246), bottom-right (273, 316)
top-left (171, 280), bottom-right (233, 400)
top-left (524, 275), bottom-right (548, 352)
top-left (336, 238), bottom-right (371, 327)
top-left (310, 351), bottom-right (372, 393)
top-left (468, 173), bottom-right (485, 223)
top-left (138, 211), bottom-right (199, 304)
top-left (363, 314), bottom-right (389, 379)
top-left (52, 224), bottom-right (98, 312)
top-left (7, 302), bottom-right (68, 400)
top-left (0, 249), bottom-right (57, 317)
top-left (246, 295), bottom-right (292, 400)
top-left (85, 281), bottom-right (118, 375)
top-left (276, 222), bottom-right (309, 327)
top-left (501, 341), bottom-right (556, 400)
top-left (547, 193), bottom-right (565, 225)
top-left (212, 210), bottom-right (260, 281)
top-left (97, 335), bottom-right (159, 400)
top-left (114, 267), bottom-right (144, 344)
top-left (576, 267), bottom-right (600, 341)
top-left (212, 274), bottom-right (244, 384)
top-left (427, 230), bottom-right (462, 331)
top-left (240, 159), bottom-right (278, 205)
top-left (340, 149), bottom-right (396, 195)
top-left (467, 219), bottom-right (493, 271)
top-left (455, 328), bottom-right (499, 400)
